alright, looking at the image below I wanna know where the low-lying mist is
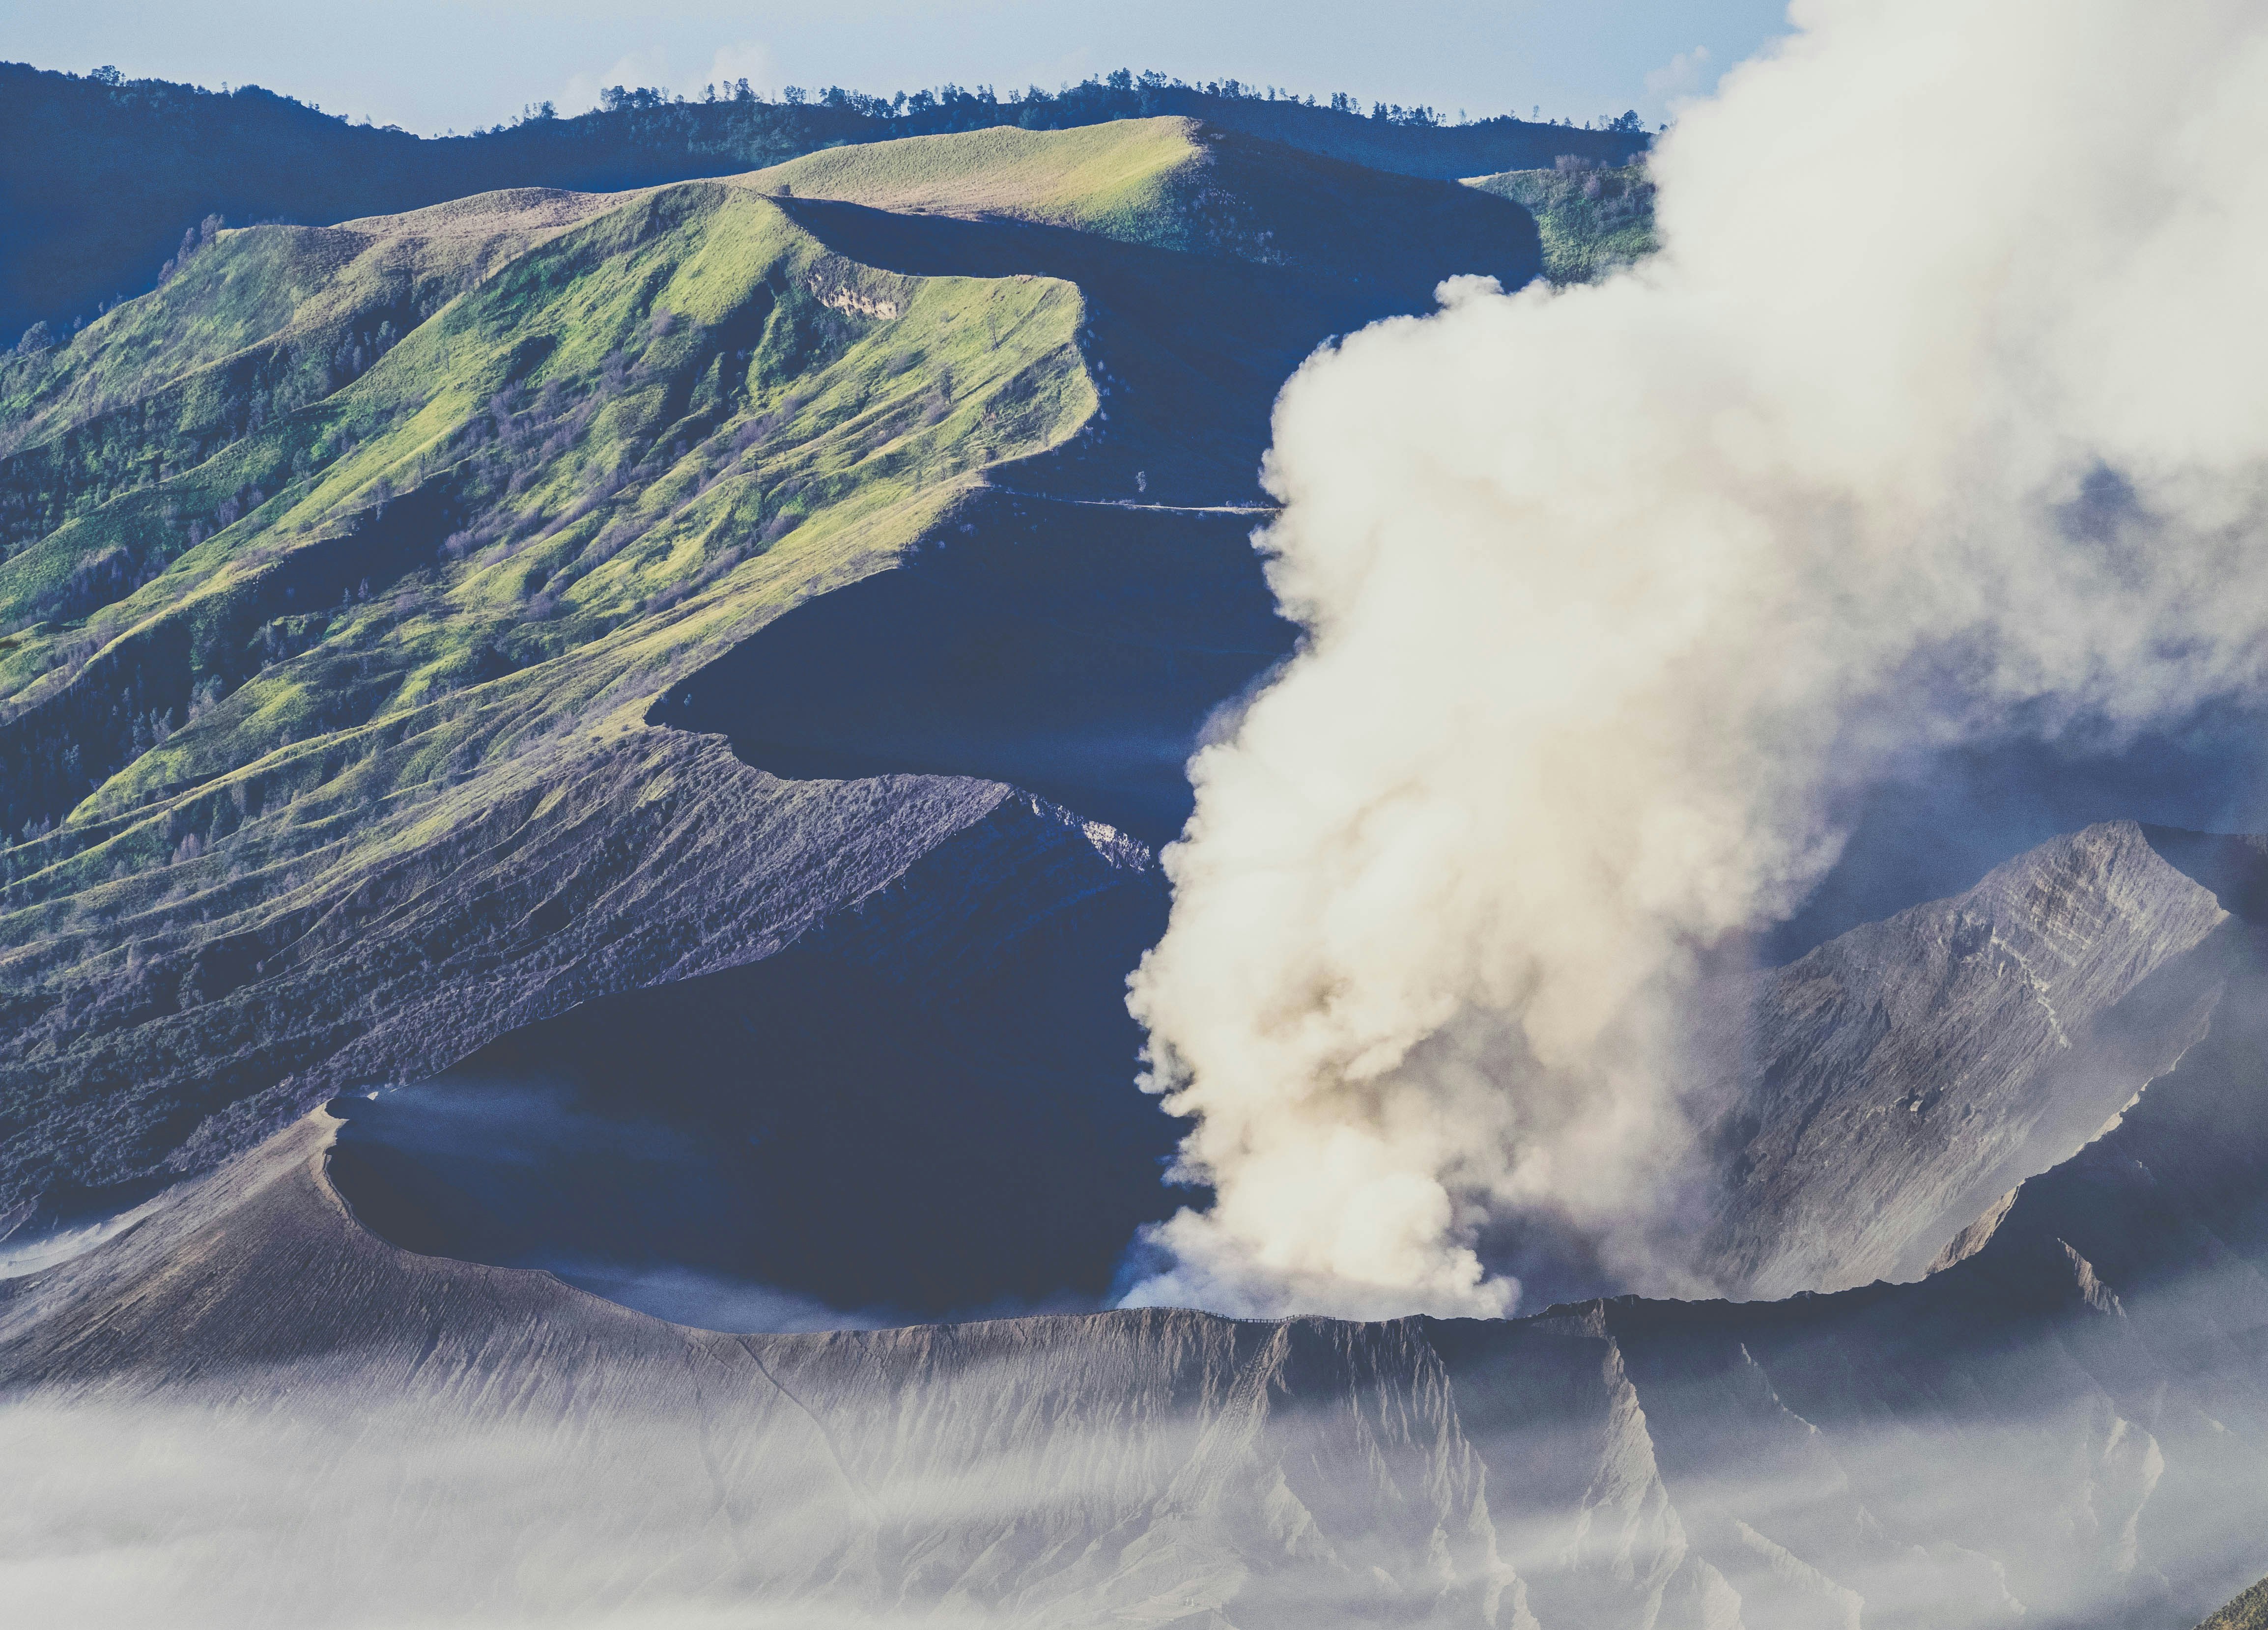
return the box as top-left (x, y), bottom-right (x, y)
top-left (1124, 0), bottom-right (2268, 1318)
top-left (3, 1357), bottom-right (2249, 1628)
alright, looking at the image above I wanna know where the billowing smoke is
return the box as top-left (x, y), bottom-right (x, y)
top-left (1124, 0), bottom-right (2268, 1318)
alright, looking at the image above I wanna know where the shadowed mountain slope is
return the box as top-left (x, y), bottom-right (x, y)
top-left (0, 121), bottom-right (1529, 1237)
top-left (1688, 820), bottom-right (2235, 1301)
top-left (8, 856), bottom-right (2268, 1624)
top-left (328, 790), bottom-right (1182, 1323)
top-left (319, 818), bottom-right (2268, 1336)
top-left (0, 175), bottom-right (1094, 1213)
top-left (755, 117), bottom-right (1545, 290)
top-left (657, 491), bottom-right (1288, 845)
top-left (2, 59), bottom-right (1616, 343)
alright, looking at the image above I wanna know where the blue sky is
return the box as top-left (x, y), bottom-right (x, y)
top-left (7, 0), bottom-right (1791, 136)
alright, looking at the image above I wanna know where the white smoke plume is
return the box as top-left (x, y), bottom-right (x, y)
top-left (1124, 0), bottom-right (2268, 1319)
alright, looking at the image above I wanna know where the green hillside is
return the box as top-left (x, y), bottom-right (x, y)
top-left (1467, 159), bottom-right (1657, 283)
top-left (2203, 1577), bottom-right (2268, 1630)
top-left (0, 174), bottom-right (1090, 840)
top-left (0, 190), bottom-right (617, 465)
top-left (0, 119), bottom-right (1538, 1212)
top-left (753, 117), bottom-right (1533, 282)
top-left (2, 59), bottom-right (1628, 344)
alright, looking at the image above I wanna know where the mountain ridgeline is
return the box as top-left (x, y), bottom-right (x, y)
top-left (10, 64), bottom-right (2268, 1630)
top-left (0, 58), bottom-right (1646, 344)
top-left (0, 117), bottom-right (1538, 1276)
top-left (1469, 155), bottom-right (1659, 283)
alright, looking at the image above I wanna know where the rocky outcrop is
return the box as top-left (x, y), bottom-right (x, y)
top-left (324, 787), bottom-right (1184, 1321)
top-left (0, 735), bottom-right (1045, 1215)
top-left (0, 120), bottom-right (1438, 1236)
top-left (1694, 821), bottom-right (2235, 1297)
top-left (9, 893), bottom-right (2268, 1629)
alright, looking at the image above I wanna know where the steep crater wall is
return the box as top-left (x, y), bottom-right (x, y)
top-left (653, 489), bottom-right (1294, 846)
top-left (326, 792), bottom-right (1190, 1323)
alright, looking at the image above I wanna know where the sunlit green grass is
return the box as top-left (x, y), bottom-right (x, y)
top-left (2201, 1576), bottom-right (2268, 1630)
top-left (1466, 160), bottom-right (1655, 284)
top-left (0, 156), bottom-right (1095, 918)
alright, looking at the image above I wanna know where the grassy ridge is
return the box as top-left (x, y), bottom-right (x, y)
top-left (752, 117), bottom-right (1535, 281)
top-left (0, 125), bottom-right (1162, 1208)
top-left (0, 191), bottom-right (615, 464)
top-left (3, 59), bottom-right (1637, 344)
top-left (0, 117), bottom-right (1538, 1211)
top-left (0, 157), bottom-right (1096, 1204)
top-left (1467, 160), bottom-right (1657, 284)
top-left (754, 121), bottom-right (1206, 233)
top-left (2204, 1578), bottom-right (2268, 1630)
top-left (0, 165), bottom-right (1096, 874)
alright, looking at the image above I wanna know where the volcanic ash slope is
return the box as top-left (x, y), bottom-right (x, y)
top-left (8, 825), bottom-right (2268, 1625)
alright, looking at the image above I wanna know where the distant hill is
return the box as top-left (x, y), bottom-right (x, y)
top-left (0, 60), bottom-right (1640, 343)
top-left (2204, 1577), bottom-right (2268, 1630)
top-left (1468, 158), bottom-right (1658, 283)
top-left (747, 118), bottom-right (1536, 287)
top-left (0, 118), bottom-right (1535, 1263)
top-left (1140, 90), bottom-right (1645, 178)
